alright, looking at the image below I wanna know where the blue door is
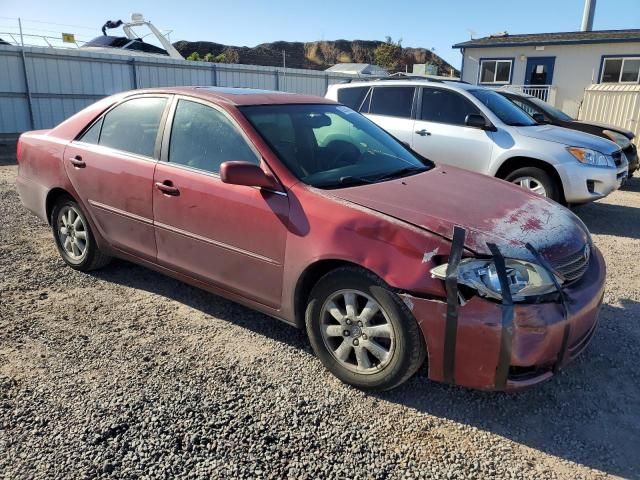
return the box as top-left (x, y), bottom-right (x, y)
top-left (525, 57), bottom-right (555, 85)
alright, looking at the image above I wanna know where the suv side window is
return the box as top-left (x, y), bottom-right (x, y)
top-left (99, 97), bottom-right (167, 157)
top-left (169, 99), bottom-right (259, 173)
top-left (337, 87), bottom-right (370, 112)
top-left (421, 88), bottom-right (481, 126)
top-left (369, 87), bottom-right (415, 118)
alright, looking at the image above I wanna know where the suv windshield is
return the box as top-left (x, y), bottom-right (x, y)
top-left (469, 89), bottom-right (537, 127)
top-left (240, 104), bottom-right (431, 188)
top-left (527, 96), bottom-right (574, 122)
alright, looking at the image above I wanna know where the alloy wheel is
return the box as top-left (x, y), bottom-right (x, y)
top-left (319, 289), bottom-right (395, 374)
top-left (513, 176), bottom-right (548, 196)
top-left (57, 205), bottom-right (88, 261)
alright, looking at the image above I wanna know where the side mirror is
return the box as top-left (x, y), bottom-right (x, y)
top-left (465, 113), bottom-right (490, 129)
top-left (220, 161), bottom-right (280, 190)
top-left (532, 112), bottom-right (546, 124)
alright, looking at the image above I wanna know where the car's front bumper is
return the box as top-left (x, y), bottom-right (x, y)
top-left (557, 161), bottom-right (628, 204)
top-left (400, 246), bottom-right (606, 391)
top-left (624, 143), bottom-right (638, 176)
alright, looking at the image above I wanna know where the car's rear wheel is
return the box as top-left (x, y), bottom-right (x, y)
top-left (51, 198), bottom-right (111, 271)
top-left (305, 266), bottom-right (426, 391)
top-left (505, 166), bottom-right (559, 202)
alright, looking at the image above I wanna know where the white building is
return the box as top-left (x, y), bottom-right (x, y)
top-left (453, 29), bottom-right (640, 117)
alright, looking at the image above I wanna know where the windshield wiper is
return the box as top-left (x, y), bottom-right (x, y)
top-left (369, 166), bottom-right (428, 182)
top-left (313, 175), bottom-right (374, 189)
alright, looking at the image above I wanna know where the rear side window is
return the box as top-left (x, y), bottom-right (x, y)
top-left (78, 117), bottom-right (103, 144)
top-left (169, 99), bottom-right (259, 173)
top-left (420, 89), bottom-right (481, 126)
top-left (337, 87), bottom-right (370, 112)
top-left (99, 97), bottom-right (167, 157)
top-left (369, 87), bottom-right (415, 118)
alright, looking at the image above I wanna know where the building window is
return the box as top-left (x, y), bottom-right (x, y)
top-left (601, 57), bottom-right (640, 83)
top-left (479, 59), bottom-right (512, 84)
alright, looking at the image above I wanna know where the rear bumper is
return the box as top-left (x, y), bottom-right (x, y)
top-left (401, 246), bottom-right (606, 391)
top-left (624, 144), bottom-right (638, 175)
top-left (16, 173), bottom-right (49, 223)
top-left (557, 162), bottom-right (627, 203)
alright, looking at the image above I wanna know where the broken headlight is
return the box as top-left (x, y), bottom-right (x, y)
top-left (430, 258), bottom-right (560, 302)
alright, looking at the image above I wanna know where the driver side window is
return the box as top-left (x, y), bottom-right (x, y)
top-left (169, 99), bottom-right (259, 173)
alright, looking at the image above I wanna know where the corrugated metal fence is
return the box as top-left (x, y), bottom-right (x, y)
top-left (0, 44), bottom-right (352, 134)
top-left (579, 84), bottom-right (640, 146)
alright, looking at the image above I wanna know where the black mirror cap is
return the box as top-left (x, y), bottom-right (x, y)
top-left (532, 112), bottom-right (546, 124)
top-left (465, 113), bottom-right (492, 129)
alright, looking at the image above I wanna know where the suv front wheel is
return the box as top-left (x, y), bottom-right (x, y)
top-left (504, 167), bottom-right (559, 202)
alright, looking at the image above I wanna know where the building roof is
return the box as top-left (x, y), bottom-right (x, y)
top-left (453, 29), bottom-right (640, 49)
top-left (325, 63), bottom-right (388, 76)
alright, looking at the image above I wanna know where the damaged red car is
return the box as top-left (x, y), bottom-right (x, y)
top-left (16, 87), bottom-right (605, 391)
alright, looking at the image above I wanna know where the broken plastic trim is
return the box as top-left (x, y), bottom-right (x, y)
top-left (487, 242), bottom-right (514, 390)
top-left (525, 243), bottom-right (570, 372)
top-left (442, 226), bottom-right (465, 385)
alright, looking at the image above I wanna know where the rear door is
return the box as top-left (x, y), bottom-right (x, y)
top-left (152, 97), bottom-right (289, 308)
top-left (412, 87), bottom-right (494, 173)
top-left (362, 86), bottom-right (416, 145)
top-left (64, 95), bottom-right (170, 261)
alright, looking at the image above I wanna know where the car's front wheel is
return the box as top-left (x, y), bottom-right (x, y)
top-left (305, 267), bottom-right (426, 391)
top-left (51, 197), bottom-right (111, 271)
top-left (505, 166), bottom-right (560, 202)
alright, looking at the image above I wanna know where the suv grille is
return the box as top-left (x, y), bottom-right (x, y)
top-left (551, 244), bottom-right (591, 283)
top-left (612, 151), bottom-right (623, 167)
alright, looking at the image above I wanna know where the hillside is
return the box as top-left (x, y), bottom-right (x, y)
top-left (173, 39), bottom-right (459, 76)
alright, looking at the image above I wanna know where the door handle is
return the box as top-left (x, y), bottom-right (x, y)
top-left (68, 155), bottom-right (86, 168)
top-left (155, 181), bottom-right (180, 196)
top-left (415, 129), bottom-right (431, 136)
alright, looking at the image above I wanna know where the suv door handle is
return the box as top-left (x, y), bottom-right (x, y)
top-left (68, 155), bottom-right (86, 168)
top-left (155, 181), bottom-right (180, 196)
top-left (415, 129), bottom-right (431, 136)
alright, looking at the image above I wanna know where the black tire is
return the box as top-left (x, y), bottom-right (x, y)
top-left (305, 266), bottom-right (426, 391)
top-left (504, 166), bottom-right (560, 202)
top-left (51, 197), bottom-right (111, 271)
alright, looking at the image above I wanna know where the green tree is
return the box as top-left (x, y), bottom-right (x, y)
top-left (204, 52), bottom-right (227, 63)
top-left (373, 36), bottom-right (402, 72)
top-left (186, 52), bottom-right (201, 61)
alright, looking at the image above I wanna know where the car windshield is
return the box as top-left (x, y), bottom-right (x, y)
top-left (469, 89), bottom-right (537, 127)
top-left (526, 96), bottom-right (574, 122)
top-left (240, 104), bottom-right (432, 188)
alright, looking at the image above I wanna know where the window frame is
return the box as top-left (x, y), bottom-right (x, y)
top-left (417, 86), bottom-right (483, 126)
top-left (366, 85), bottom-right (418, 119)
top-left (72, 94), bottom-right (173, 162)
top-left (337, 86), bottom-right (372, 113)
top-left (159, 95), bottom-right (263, 178)
top-left (478, 58), bottom-right (514, 85)
top-left (599, 55), bottom-right (640, 84)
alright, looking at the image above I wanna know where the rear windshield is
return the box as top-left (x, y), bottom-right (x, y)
top-left (469, 89), bottom-right (537, 127)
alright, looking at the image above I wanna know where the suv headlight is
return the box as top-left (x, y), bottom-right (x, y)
top-left (567, 147), bottom-right (616, 167)
top-left (602, 130), bottom-right (631, 150)
top-left (431, 258), bottom-right (560, 302)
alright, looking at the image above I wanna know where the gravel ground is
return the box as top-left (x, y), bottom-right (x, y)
top-left (1, 161), bottom-right (639, 480)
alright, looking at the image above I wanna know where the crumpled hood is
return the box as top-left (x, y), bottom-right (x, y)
top-left (515, 124), bottom-right (620, 154)
top-left (573, 120), bottom-right (635, 140)
top-left (329, 165), bottom-right (591, 262)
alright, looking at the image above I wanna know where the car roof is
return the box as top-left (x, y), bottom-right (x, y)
top-left (335, 79), bottom-right (478, 91)
top-left (126, 86), bottom-right (336, 106)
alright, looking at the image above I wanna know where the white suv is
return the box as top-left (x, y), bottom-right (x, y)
top-left (326, 79), bottom-right (628, 204)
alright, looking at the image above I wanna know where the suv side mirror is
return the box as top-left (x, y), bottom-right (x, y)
top-left (465, 114), bottom-right (490, 129)
top-left (220, 161), bottom-right (280, 191)
top-left (532, 112), bottom-right (546, 124)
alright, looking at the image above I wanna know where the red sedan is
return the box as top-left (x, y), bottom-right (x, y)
top-left (16, 87), bottom-right (605, 391)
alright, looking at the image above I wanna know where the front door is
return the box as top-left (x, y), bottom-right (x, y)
top-left (152, 98), bottom-right (289, 308)
top-left (525, 57), bottom-right (556, 86)
top-left (412, 87), bottom-right (494, 174)
top-left (64, 95), bottom-right (170, 261)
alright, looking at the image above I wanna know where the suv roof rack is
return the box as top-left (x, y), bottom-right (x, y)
top-left (342, 74), bottom-right (468, 84)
